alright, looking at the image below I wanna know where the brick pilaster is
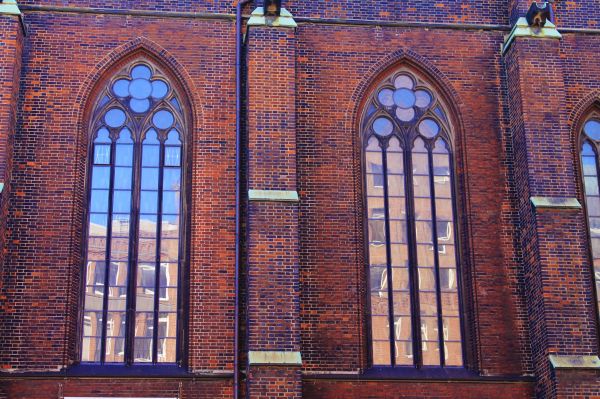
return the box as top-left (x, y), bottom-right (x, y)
top-left (0, 4), bottom-right (23, 366)
top-left (245, 16), bottom-right (302, 399)
top-left (504, 24), bottom-right (600, 398)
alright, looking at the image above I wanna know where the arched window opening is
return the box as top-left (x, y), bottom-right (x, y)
top-left (81, 61), bottom-right (186, 365)
top-left (363, 69), bottom-right (464, 368)
top-left (579, 116), bottom-right (600, 330)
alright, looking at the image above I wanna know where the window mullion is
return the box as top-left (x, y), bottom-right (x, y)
top-left (125, 137), bottom-right (142, 365)
top-left (404, 141), bottom-right (422, 368)
top-left (380, 141), bottom-right (397, 366)
top-left (152, 140), bottom-right (166, 364)
top-left (427, 147), bottom-right (445, 367)
top-left (100, 139), bottom-right (117, 364)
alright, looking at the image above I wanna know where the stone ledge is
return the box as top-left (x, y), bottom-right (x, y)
top-left (549, 355), bottom-right (600, 370)
top-left (247, 7), bottom-right (297, 28)
top-left (0, 0), bottom-right (21, 15)
top-left (530, 196), bottom-right (581, 209)
top-left (248, 351), bottom-right (302, 366)
top-left (502, 17), bottom-right (561, 54)
top-left (248, 189), bottom-right (299, 203)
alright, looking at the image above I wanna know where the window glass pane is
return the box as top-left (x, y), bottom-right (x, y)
top-left (372, 341), bottom-right (391, 366)
top-left (366, 151), bottom-right (383, 174)
top-left (163, 168), bottom-right (181, 191)
top-left (392, 267), bottom-right (410, 291)
top-left (369, 242), bottom-right (386, 266)
top-left (115, 144), bottom-right (133, 166)
top-left (137, 263), bottom-right (156, 289)
top-left (162, 215), bottom-right (180, 239)
top-left (87, 237), bottom-right (106, 261)
top-left (91, 166), bottom-right (110, 189)
top-left (94, 144), bottom-right (111, 165)
top-left (139, 214), bottom-right (158, 238)
top-left (90, 189), bottom-right (109, 213)
top-left (137, 287), bottom-right (155, 312)
top-left (162, 191), bottom-right (181, 214)
top-left (585, 176), bottom-right (600, 196)
top-left (389, 221), bottom-right (406, 244)
top-left (142, 145), bottom-right (160, 167)
top-left (111, 213), bottom-right (130, 236)
top-left (158, 338), bottom-right (177, 363)
top-left (138, 238), bottom-right (157, 262)
top-left (165, 146), bottom-right (181, 166)
top-left (141, 167), bottom-right (159, 190)
top-left (387, 175), bottom-right (405, 196)
top-left (81, 337), bottom-right (102, 362)
top-left (160, 238), bottom-right (180, 263)
top-left (583, 155), bottom-right (597, 176)
top-left (114, 167), bottom-right (132, 190)
top-left (161, 263), bottom-right (179, 288)
top-left (140, 190), bottom-right (159, 214)
top-left (110, 237), bottom-right (129, 261)
top-left (112, 190), bottom-right (131, 214)
top-left (159, 290), bottom-right (178, 312)
top-left (422, 339), bottom-right (440, 366)
top-left (89, 213), bottom-right (108, 238)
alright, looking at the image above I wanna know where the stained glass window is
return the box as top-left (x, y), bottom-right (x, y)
top-left (81, 61), bottom-right (185, 365)
top-left (363, 69), bottom-right (464, 368)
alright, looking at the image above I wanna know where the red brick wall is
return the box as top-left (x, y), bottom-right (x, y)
top-left (1, 379), bottom-right (232, 399)
top-left (303, 379), bottom-right (535, 399)
top-left (1, 1), bottom-right (600, 399)
top-left (296, 25), bottom-right (529, 376)
top-left (0, 11), bottom-right (237, 372)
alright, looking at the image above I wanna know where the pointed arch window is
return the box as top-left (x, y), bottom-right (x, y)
top-left (81, 62), bottom-right (186, 365)
top-left (579, 116), bottom-right (600, 328)
top-left (363, 69), bottom-right (464, 368)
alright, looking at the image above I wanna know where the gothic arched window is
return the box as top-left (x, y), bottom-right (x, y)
top-left (363, 69), bottom-right (464, 368)
top-left (81, 61), bottom-right (186, 365)
top-left (579, 116), bottom-right (600, 328)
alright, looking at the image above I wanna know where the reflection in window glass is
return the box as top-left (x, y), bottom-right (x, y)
top-left (363, 70), bottom-right (463, 368)
top-left (580, 134), bottom-right (600, 332)
top-left (81, 61), bottom-right (185, 365)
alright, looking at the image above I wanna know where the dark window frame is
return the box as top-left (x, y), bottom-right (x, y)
top-left (361, 69), bottom-right (468, 371)
top-left (576, 111), bottom-right (600, 352)
top-left (77, 60), bottom-right (190, 368)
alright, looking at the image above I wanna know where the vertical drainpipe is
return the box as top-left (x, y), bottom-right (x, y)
top-left (235, 1), bottom-right (252, 398)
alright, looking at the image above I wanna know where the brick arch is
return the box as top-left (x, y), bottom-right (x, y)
top-left (75, 36), bottom-right (201, 136)
top-left (346, 49), bottom-right (479, 372)
top-left (570, 93), bottom-right (600, 202)
top-left (347, 48), bottom-right (466, 151)
top-left (63, 37), bottom-right (201, 366)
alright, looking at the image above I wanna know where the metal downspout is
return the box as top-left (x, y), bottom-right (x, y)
top-left (235, 1), bottom-right (251, 398)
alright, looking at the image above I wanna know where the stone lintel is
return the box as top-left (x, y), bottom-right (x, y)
top-left (530, 196), bottom-right (581, 210)
top-left (249, 189), bottom-right (299, 203)
top-left (248, 351), bottom-right (302, 366)
top-left (0, 0), bottom-right (21, 15)
top-left (247, 7), bottom-right (297, 28)
top-left (549, 355), bottom-right (600, 370)
top-left (502, 17), bottom-right (561, 54)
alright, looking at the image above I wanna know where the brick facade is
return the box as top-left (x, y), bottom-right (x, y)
top-left (0, 1), bottom-right (599, 398)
